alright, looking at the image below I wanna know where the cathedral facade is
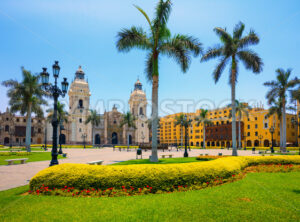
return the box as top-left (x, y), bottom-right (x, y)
top-left (46, 66), bottom-right (149, 145)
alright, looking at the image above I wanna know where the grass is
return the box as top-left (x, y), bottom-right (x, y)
top-left (0, 147), bottom-right (46, 152)
top-left (0, 172), bottom-right (299, 221)
top-left (0, 152), bottom-right (65, 165)
top-left (113, 157), bottom-right (202, 165)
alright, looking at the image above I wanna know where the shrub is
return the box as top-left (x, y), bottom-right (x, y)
top-left (29, 156), bottom-right (300, 192)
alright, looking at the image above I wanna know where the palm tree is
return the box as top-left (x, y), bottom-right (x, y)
top-left (264, 69), bottom-right (300, 151)
top-left (2, 68), bottom-right (47, 152)
top-left (116, 0), bottom-right (202, 162)
top-left (195, 109), bottom-right (211, 149)
top-left (85, 110), bottom-right (101, 146)
top-left (120, 112), bottom-right (136, 150)
top-left (228, 101), bottom-right (250, 149)
top-left (174, 114), bottom-right (192, 156)
top-left (47, 102), bottom-right (68, 150)
top-left (201, 22), bottom-right (263, 156)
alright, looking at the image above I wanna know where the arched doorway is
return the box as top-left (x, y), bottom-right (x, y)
top-left (112, 132), bottom-right (118, 144)
top-left (196, 142), bottom-right (199, 147)
top-left (200, 142), bottom-right (203, 147)
top-left (226, 141), bottom-right (230, 147)
top-left (216, 141), bottom-right (220, 147)
top-left (264, 140), bottom-right (269, 147)
top-left (37, 138), bottom-right (42, 144)
top-left (4, 137), bottom-right (9, 145)
top-left (207, 142), bottom-right (210, 147)
top-left (247, 140), bottom-right (252, 147)
top-left (221, 141), bottom-right (225, 147)
top-left (95, 134), bottom-right (101, 144)
top-left (128, 134), bottom-right (132, 145)
top-left (212, 141), bottom-right (215, 146)
top-left (60, 134), bottom-right (66, 144)
top-left (254, 140), bottom-right (259, 147)
top-left (191, 142), bottom-right (194, 146)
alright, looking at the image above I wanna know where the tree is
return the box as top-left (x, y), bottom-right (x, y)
top-left (201, 22), bottom-right (263, 156)
top-left (47, 102), bottom-right (68, 149)
top-left (116, 0), bottom-right (202, 161)
top-left (174, 114), bottom-right (192, 156)
top-left (266, 99), bottom-right (282, 147)
top-left (120, 112), bottom-right (136, 150)
top-left (2, 68), bottom-right (47, 152)
top-left (195, 109), bottom-right (211, 149)
top-left (228, 100), bottom-right (250, 149)
top-left (264, 69), bottom-right (300, 151)
top-left (85, 109), bottom-right (101, 146)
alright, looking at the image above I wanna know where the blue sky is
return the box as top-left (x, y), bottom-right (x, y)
top-left (0, 0), bottom-right (299, 116)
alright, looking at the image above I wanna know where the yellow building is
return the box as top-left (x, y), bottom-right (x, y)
top-left (159, 104), bottom-right (298, 148)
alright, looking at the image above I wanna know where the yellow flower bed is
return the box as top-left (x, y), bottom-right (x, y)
top-left (29, 156), bottom-right (300, 191)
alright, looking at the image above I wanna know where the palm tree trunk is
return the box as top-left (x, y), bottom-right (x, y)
top-left (150, 58), bottom-right (159, 162)
top-left (282, 98), bottom-right (287, 152)
top-left (238, 116), bottom-right (241, 149)
top-left (231, 61), bottom-right (237, 156)
top-left (25, 104), bottom-right (32, 152)
top-left (203, 125), bottom-right (206, 149)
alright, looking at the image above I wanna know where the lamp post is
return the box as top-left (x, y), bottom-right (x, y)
top-left (40, 61), bottom-right (69, 166)
top-left (257, 135), bottom-right (263, 147)
top-left (269, 126), bottom-right (275, 153)
top-left (82, 133), bottom-right (87, 149)
top-left (183, 114), bottom-right (188, 157)
top-left (9, 128), bottom-right (15, 148)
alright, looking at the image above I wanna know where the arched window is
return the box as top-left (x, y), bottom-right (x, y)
top-left (5, 125), bottom-right (9, 132)
top-left (139, 107), bottom-right (143, 115)
top-left (78, 99), bottom-right (83, 108)
top-left (79, 118), bottom-right (82, 123)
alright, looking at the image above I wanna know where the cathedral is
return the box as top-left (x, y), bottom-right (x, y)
top-left (46, 66), bottom-right (149, 145)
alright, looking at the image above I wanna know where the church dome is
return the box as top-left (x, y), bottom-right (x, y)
top-left (134, 79), bottom-right (142, 91)
top-left (75, 66), bottom-right (85, 80)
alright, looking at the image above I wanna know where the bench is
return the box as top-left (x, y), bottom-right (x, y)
top-left (161, 154), bottom-right (173, 158)
top-left (87, 160), bottom-right (103, 165)
top-left (5, 158), bottom-right (28, 165)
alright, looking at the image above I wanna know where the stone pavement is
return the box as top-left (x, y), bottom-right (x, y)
top-left (0, 148), bottom-right (257, 191)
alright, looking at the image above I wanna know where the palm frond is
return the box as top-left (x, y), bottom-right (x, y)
top-left (153, 0), bottom-right (172, 30)
top-left (213, 27), bottom-right (232, 45)
top-left (201, 45), bottom-right (223, 62)
top-left (237, 49), bottom-right (263, 73)
top-left (238, 29), bottom-right (259, 49)
top-left (145, 52), bottom-right (154, 82)
top-left (213, 56), bottom-right (229, 83)
top-left (233, 21), bottom-right (245, 39)
top-left (116, 26), bottom-right (151, 52)
top-left (134, 5), bottom-right (154, 36)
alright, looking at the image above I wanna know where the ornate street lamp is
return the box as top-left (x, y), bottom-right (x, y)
top-left (184, 114), bottom-right (188, 157)
top-left (269, 126), bottom-right (275, 153)
top-left (40, 61), bottom-right (69, 166)
top-left (257, 135), bottom-right (263, 147)
top-left (82, 133), bottom-right (87, 149)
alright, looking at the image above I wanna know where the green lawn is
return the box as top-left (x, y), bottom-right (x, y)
top-left (0, 172), bottom-right (299, 221)
top-left (0, 147), bottom-right (47, 152)
top-left (113, 157), bottom-right (202, 165)
top-left (0, 152), bottom-right (65, 165)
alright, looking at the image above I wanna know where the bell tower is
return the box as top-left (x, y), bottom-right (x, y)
top-left (68, 66), bottom-right (92, 144)
top-left (129, 78), bottom-right (149, 143)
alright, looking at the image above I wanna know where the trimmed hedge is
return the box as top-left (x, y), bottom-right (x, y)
top-left (29, 156), bottom-right (300, 191)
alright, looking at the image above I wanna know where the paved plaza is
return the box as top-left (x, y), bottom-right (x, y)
top-left (0, 148), bottom-right (257, 191)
